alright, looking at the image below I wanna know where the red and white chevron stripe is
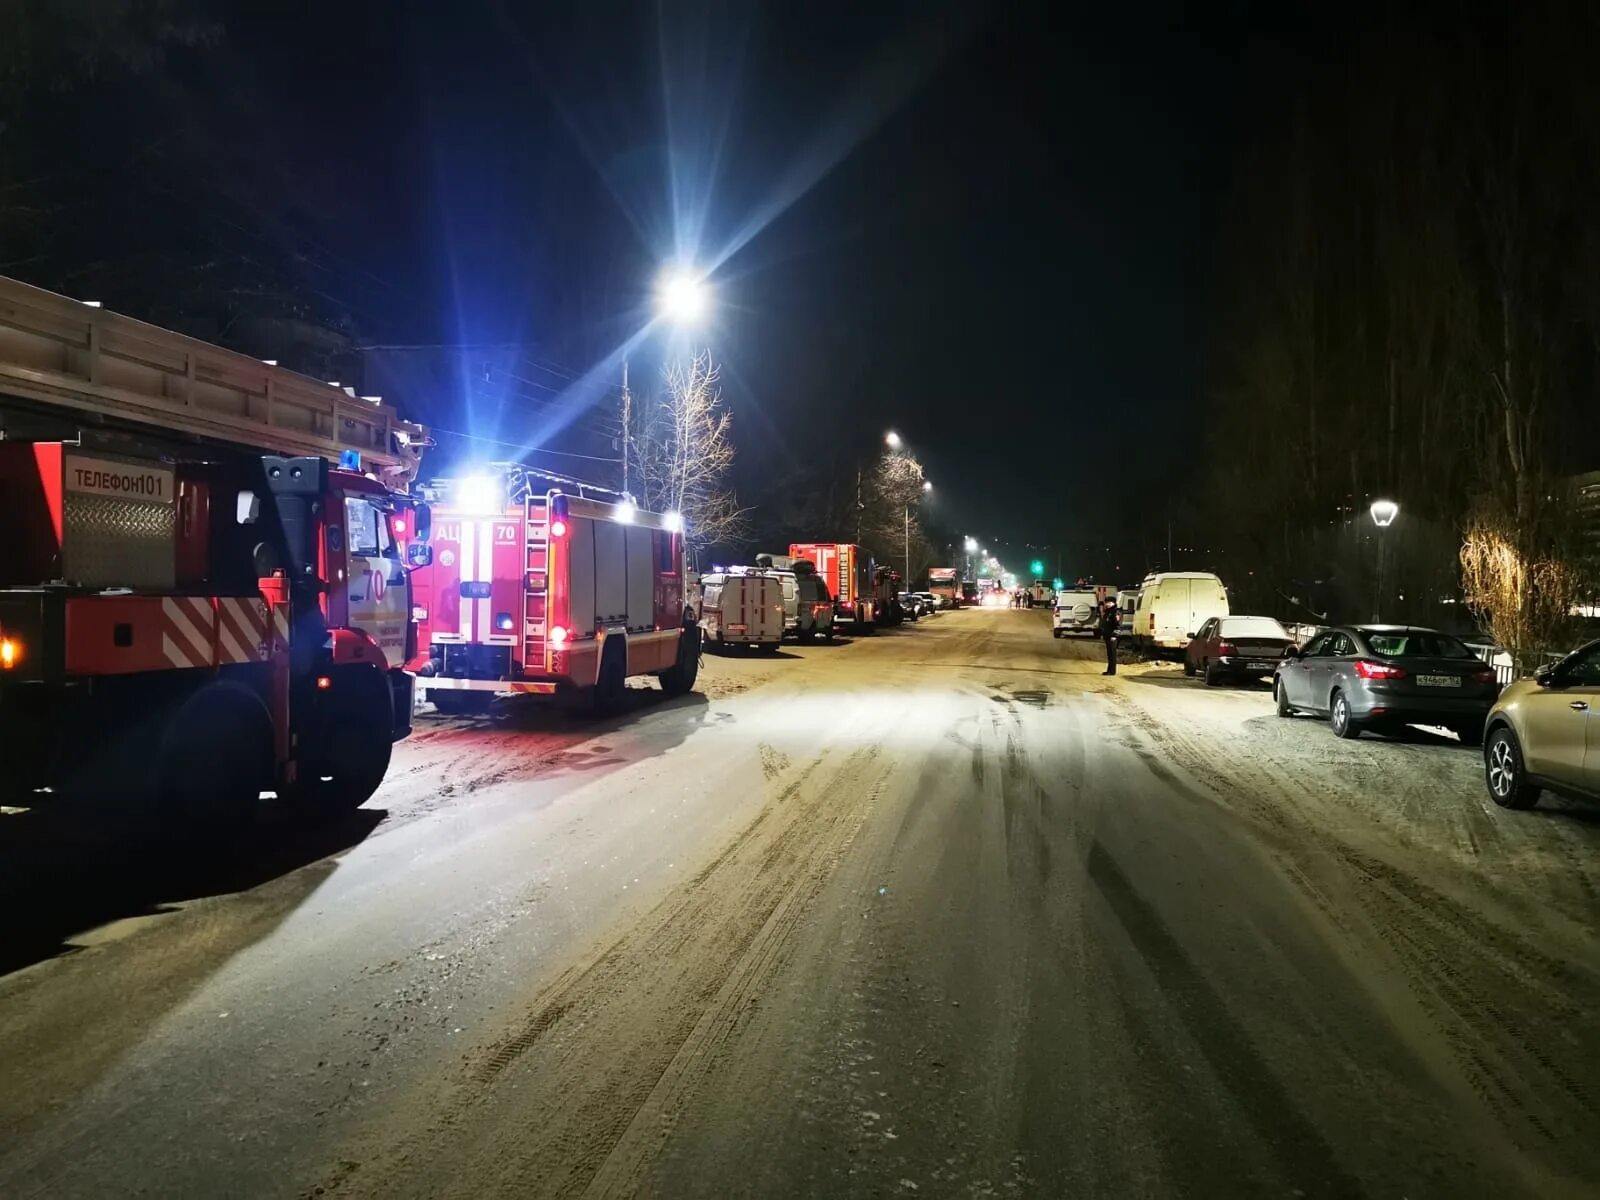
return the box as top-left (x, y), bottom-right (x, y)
top-left (160, 596), bottom-right (272, 670)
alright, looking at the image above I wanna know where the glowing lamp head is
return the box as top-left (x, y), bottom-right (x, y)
top-left (549, 519), bottom-right (568, 538)
top-left (456, 473), bottom-right (501, 516)
top-left (885, 431), bottom-right (902, 450)
top-left (663, 511), bottom-right (684, 533)
top-left (1369, 499), bottom-right (1400, 527)
top-left (657, 270), bottom-right (709, 324)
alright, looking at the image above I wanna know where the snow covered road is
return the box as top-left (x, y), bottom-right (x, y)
top-left (1, 607), bottom-right (1597, 1197)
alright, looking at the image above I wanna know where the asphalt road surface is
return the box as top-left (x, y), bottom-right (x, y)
top-left (3, 607), bottom-right (1598, 1198)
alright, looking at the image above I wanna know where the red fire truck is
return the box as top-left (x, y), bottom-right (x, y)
top-left (410, 465), bottom-right (699, 715)
top-left (787, 543), bottom-right (884, 634)
top-left (0, 274), bottom-right (429, 826)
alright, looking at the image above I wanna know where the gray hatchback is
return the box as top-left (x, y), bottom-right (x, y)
top-left (1273, 625), bottom-right (1500, 743)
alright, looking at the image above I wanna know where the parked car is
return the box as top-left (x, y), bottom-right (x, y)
top-left (1116, 587), bottom-right (1141, 638)
top-left (1131, 571), bottom-right (1229, 650)
top-left (1053, 587), bottom-right (1114, 637)
top-left (1482, 639), bottom-right (1600, 809)
top-left (1274, 625), bottom-right (1499, 741)
top-left (914, 591), bottom-right (940, 615)
top-left (1184, 616), bottom-right (1297, 685)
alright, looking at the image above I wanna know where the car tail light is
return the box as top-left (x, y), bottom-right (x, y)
top-left (1354, 659), bottom-right (1408, 680)
top-left (548, 625), bottom-right (569, 646)
top-left (549, 493), bottom-right (569, 539)
top-left (1216, 641), bottom-right (1237, 656)
top-left (1471, 667), bottom-right (1497, 685)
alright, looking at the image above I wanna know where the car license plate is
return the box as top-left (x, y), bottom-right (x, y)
top-left (1417, 675), bottom-right (1459, 687)
top-left (1247, 661), bottom-right (1274, 671)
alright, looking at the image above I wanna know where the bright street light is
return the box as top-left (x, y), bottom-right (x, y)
top-left (657, 269), bottom-right (710, 324)
top-left (922, 480), bottom-right (933, 493)
top-left (885, 430), bottom-right (902, 450)
top-left (1370, 499), bottom-right (1399, 620)
top-left (964, 536), bottom-right (978, 552)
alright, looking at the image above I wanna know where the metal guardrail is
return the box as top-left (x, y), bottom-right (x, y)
top-left (1465, 643), bottom-right (1567, 687)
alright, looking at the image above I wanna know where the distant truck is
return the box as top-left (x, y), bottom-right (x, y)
top-left (928, 567), bottom-right (960, 609)
top-left (788, 542), bottom-right (880, 633)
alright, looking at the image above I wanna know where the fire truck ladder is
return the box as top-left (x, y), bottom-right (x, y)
top-left (523, 494), bottom-right (551, 671)
top-left (0, 274), bottom-right (426, 485)
top-left (503, 468), bottom-right (628, 675)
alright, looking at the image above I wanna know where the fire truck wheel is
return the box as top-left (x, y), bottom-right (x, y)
top-left (163, 681), bottom-right (272, 834)
top-left (591, 640), bottom-right (628, 716)
top-left (658, 624), bottom-right (701, 697)
top-left (295, 669), bottom-right (393, 813)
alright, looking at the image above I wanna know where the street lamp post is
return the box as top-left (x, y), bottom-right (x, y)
top-left (1369, 499), bottom-right (1399, 621)
top-left (625, 268), bottom-right (712, 496)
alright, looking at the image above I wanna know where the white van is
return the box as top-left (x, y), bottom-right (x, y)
top-left (699, 571), bottom-right (787, 652)
top-left (1132, 572), bottom-right (1229, 650)
top-left (1116, 587), bottom-right (1142, 638)
top-left (728, 564), bottom-right (798, 633)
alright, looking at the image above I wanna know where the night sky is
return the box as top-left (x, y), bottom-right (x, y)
top-left (22, 1), bottom-right (1274, 574)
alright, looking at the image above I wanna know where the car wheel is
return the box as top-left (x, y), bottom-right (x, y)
top-left (1274, 679), bottom-right (1294, 718)
top-left (1203, 660), bottom-right (1221, 687)
top-left (1485, 727), bottom-right (1540, 809)
top-left (1183, 656), bottom-right (1195, 678)
top-left (1329, 689), bottom-right (1362, 739)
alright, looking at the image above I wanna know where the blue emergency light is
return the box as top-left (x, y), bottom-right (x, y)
top-left (339, 450), bottom-right (362, 470)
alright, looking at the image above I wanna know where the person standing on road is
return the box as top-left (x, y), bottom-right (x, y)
top-left (1096, 595), bottom-right (1119, 676)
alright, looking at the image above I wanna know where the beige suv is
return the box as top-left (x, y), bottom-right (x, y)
top-left (1483, 640), bottom-right (1600, 809)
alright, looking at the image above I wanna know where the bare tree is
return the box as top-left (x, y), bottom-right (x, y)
top-left (630, 350), bottom-right (748, 561)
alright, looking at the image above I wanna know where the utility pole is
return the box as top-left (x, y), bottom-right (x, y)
top-left (855, 466), bottom-right (863, 544)
top-left (904, 504), bottom-right (911, 592)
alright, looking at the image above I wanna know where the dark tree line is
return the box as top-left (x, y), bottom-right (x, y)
top-left (1205, 6), bottom-right (1600, 649)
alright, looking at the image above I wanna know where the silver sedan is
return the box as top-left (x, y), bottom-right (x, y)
top-left (1273, 624), bottom-right (1500, 743)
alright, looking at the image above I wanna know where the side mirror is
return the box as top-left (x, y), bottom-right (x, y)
top-left (412, 502), bottom-right (433, 543)
top-left (1283, 645), bottom-right (1300, 660)
top-left (406, 542), bottom-right (434, 569)
top-left (1186, 632), bottom-right (1197, 640)
top-left (1535, 663), bottom-right (1557, 687)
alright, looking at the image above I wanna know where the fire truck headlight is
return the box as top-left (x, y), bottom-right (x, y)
top-left (663, 510), bottom-right (684, 533)
top-left (457, 473), bottom-right (501, 515)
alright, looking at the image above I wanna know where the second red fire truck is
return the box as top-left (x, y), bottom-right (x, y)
top-left (410, 465), bottom-right (700, 714)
